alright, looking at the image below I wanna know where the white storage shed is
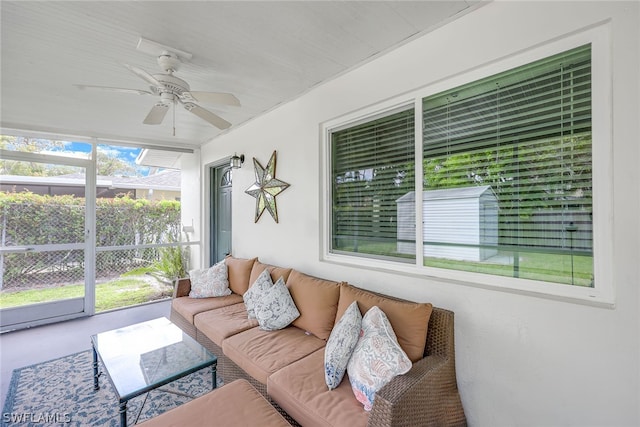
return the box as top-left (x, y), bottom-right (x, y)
top-left (396, 185), bottom-right (499, 262)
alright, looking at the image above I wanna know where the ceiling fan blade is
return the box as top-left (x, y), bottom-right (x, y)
top-left (74, 84), bottom-right (153, 96)
top-left (143, 103), bottom-right (170, 125)
top-left (183, 102), bottom-right (231, 129)
top-left (185, 91), bottom-right (241, 107)
top-left (124, 64), bottom-right (161, 87)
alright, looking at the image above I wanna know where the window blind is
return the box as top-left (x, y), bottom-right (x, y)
top-left (422, 45), bottom-right (592, 285)
top-left (331, 107), bottom-right (415, 260)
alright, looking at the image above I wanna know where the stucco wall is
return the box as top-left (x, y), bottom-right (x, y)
top-left (196, 2), bottom-right (639, 425)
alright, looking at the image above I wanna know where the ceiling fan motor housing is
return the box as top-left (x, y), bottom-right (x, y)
top-left (157, 51), bottom-right (181, 72)
top-left (151, 73), bottom-right (190, 98)
top-left (159, 92), bottom-right (175, 104)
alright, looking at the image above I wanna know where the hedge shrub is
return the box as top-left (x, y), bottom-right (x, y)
top-left (0, 192), bottom-right (180, 287)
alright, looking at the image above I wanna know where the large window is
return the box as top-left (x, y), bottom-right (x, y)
top-left (331, 107), bottom-right (415, 261)
top-left (325, 34), bottom-right (610, 303)
top-left (422, 45), bottom-right (592, 286)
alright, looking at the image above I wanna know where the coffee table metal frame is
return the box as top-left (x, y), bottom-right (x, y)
top-left (91, 317), bottom-right (217, 427)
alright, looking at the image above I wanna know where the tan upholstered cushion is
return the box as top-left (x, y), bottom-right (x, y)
top-left (225, 256), bottom-right (257, 295)
top-left (336, 284), bottom-right (432, 362)
top-left (171, 294), bottom-right (243, 324)
top-left (268, 348), bottom-right (369, 427)
top-left (286, 270), bottom-right (340, 340)
top-left (194, 303), bottom-right (258, 347)
top-left (222, 327), bottom-right (325, 385)
top-left (249, 260), bottom-right (292, 286)
top-left (138, 379), bottom-right (290, 427)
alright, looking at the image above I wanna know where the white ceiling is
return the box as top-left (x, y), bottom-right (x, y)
top-left (1, 1), bottom-right (480, 150)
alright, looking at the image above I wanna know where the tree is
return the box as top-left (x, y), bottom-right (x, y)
top-left (96, 149), bottom-right (136, 176)
top-left (423, 135), bottom-right (591, 212)
top-left (0, 136), bottom-right (64, 153)
top-left (0, 136), bottom-right (75, 176)
top-left (1, 136), bottom-right (148, 177)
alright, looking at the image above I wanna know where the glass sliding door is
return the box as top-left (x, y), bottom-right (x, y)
top-left (0, 138), bottom-right (93, 331)
top-left (93, 143), bottom-right (182, 312)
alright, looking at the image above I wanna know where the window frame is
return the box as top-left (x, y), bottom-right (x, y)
top-left (329, 103), bottom-right (417, 263)
top-left (320, 24), bottom-right (613, 307)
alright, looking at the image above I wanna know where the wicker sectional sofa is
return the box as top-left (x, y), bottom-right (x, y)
top-left (170, 256), bottom-right (466, 426)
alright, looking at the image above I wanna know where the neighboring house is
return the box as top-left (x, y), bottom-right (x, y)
top-left (0, 169), bottom-right (181, 201)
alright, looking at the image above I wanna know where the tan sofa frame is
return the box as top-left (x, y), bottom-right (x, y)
top-left (170, 278), bottom-right (466, 426)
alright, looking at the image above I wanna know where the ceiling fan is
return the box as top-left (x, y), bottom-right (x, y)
top-left (76, 51), bottom-right (240, 131)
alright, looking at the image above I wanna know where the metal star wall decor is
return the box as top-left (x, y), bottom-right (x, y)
top-left (245, 150), bottom-right (290, 223)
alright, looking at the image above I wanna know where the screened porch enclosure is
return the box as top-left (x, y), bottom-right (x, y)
top-left (0, 138), bottom-right (189, 331)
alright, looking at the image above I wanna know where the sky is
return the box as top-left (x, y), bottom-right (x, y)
top-left (56, 141), bottom-right (149, 175)
top-left (63, 142), bottom-right (142, 163)
top-left (4, 137), bottom-right (151, 176)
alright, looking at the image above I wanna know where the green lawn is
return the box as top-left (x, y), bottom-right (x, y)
top-left (425, 252), bottom-right (593, 286)
top-left (335, 241), bottom-right (593, 286)
top-left (0, 275), bottom-right (173, 312)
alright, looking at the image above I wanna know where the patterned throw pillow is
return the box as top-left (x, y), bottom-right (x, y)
top-left (254, 277), bottom-right (300, 331)
top-left (347, 306), bottom-right (412, 411)
top-left (188, 261), bottom-right (232, 298)
top-left (324, 300), bottom-right (362, 390)
top-left (243, 269), bottom-right (273, 319)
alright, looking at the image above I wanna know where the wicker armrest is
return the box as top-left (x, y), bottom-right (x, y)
top-left (173, 277), bottom-right (192, 298)
top-left (368, 354), bottom-right (466, 427)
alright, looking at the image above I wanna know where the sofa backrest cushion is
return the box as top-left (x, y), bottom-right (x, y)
top-left (286, 270), bottom-right (340, 340)
top-left (336, 284), bottom-right (433, 362)
top-left (249, 260), bottom-right (293, 285)
top-left (225, 256), bottom-right (257, 295)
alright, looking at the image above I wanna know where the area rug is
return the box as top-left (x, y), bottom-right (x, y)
top-left (2, 350), bottom-right (217, 426)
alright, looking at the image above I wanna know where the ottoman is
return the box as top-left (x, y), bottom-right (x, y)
top-left (139, 379), bottom-right (290, 426)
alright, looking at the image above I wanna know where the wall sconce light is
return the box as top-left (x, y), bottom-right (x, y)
top-left (230, 153), bottom-right (245, 169)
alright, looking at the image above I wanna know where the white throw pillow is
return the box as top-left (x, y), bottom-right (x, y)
top-left (347, 306), bottom-right (412, 411)
top-left (324, 301), bottom-right (362, 390)
top-left (243, 269), bottom-right (273, 319)
top-left (188, 261), bottom-right (232, 298)
top-left (254, 277), bottom-right (300, 331)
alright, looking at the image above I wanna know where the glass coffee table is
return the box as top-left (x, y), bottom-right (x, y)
top-left (91, 317), bottom-right (217, 427)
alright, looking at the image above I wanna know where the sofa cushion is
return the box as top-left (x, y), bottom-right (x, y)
top-left (222, 327), bottom-right (325, 385)
top-left (336, 284), bottom-right (432, 362)
top-left (138, 379), bottom-right (291, 427)
top-left (194, 303), bottom-right (259, 347)
top-left (172, 294), bottom-right (244, 324)
top-left (324, 301), bottom-right (362, 390)
top-left (286, 270), bottom-right (340, 340)
top-left (268, 348), bottom-right (369, 427)
top-left (254, 277), bottom-right (300, 331)
top-left (249, 260), bottom-right (292, 285)
top-left (243, 269), bottom-right (273, 319)
top-left (225, 256), bottom-right (257, 295)
top-left (188, 261), bottom-right (231, 298)
top-left (347, 306), bottom-right (412, 411)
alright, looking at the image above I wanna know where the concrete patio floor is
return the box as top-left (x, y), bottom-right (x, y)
top-left (0, 299), bottom-right (172, 406)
